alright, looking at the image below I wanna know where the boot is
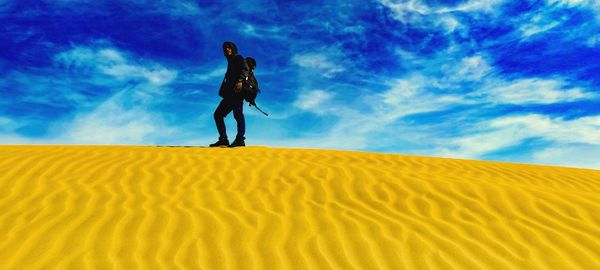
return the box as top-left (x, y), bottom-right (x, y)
top-left (229, 137), bottom-right (245, 147)
top-left (209, 138), bottom-right (229, 147)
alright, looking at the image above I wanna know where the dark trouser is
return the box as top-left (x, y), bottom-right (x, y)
top-left (214, 97), bottom-right (245, 141)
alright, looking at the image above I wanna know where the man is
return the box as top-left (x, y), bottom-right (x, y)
top-left (210, 41), bottom-right (249, 147)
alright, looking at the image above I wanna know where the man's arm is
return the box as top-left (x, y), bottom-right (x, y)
top-left (235, 55), bottom-right (249, 92)
top-left (237, 55), bottom-right (249, 81)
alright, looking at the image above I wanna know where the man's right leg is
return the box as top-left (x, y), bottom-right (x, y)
top-left (211, 99), bottom-right (233, 146)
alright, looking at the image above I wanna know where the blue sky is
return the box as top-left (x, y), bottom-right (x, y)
top-left (1, 0), bottom-right (599, 169)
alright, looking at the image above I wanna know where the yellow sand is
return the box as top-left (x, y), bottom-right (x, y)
top-left (0, 146), bottom-right (599, 269)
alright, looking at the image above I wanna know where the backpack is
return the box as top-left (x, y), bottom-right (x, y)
top-left (242, 71), bottom-right (260, 105)
top-left (241, 57), bottom-right (268, 116)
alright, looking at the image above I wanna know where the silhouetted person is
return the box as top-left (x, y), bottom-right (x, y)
top-left (210, 41), bottom-right (249, 147)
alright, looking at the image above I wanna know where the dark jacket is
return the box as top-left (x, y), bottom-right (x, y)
top-left (219, 46), bottom-right (249, 98)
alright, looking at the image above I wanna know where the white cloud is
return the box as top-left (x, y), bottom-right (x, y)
top-left (46, 44), bottom-right (180, 144)
top-left (342, 25), bottom-right (366, 34)
top-left (291, 52), bottom-right (345, 78)
top-left (96, 48), bottom-right (126, 63)
top-left (439, 129), bottom-right (528, 158)
top-left (257, 109), bottom-right (379, 150)
top-left (533, 144), bottom-right (600, 169)
top-left (519, 14), bottom-right (562, 39)
top-left (4, 71), bottom-right (94, 107)
top-left (185, 66), bottom-right (226, 82)
top-left (242, 24), bottom-right (258, 36)
top-left (364, 48), bottom-right (599, 168)
top-left (102, 64), bottom-right (176, 85)
top-left (378, 0), bottom-right (505, 24)
top-left (241, 23), bottom-right (285, 39)
top-left (284, 49), bottom-right (597, 161)
top-left (394, 48), bottom-right (421, 61)
top-left (438, 114), bottom-right (600, 166)
top-left (0, 134), bottom-right (35, 144)
top-left (280, 0), bottom-right (597, 168)
top-left (436, 15), bottom-right (462, 34)
top-left (160, 0), bottom-right (201, 16)
top-left (454, 55), bottom-right (493, 81)
top-left (520, 0), bottom-right (600, 41)
top-left (283, 45), bottom-right (600, 169)
top-left (58, 88), bottom-right (177, 145)
top-left (377, 0), bottom-right (430, 23)
top-left (378, 76), bottom-right (468, 121)
top-left (480, 78), bottom-right (595, 104)
top-left (273, 74), bottom-right (471, 151)
top-left (520, 21), bottom-right (561, 38)
top-left (45, 0), bottom-right (202, 17)
top-left (55, 46), bottom-right (177, 86)
top-left (411, 54), bottom-right (595, 106)
top-left (367, 55), bottom-right (493, 121)
top-left (442, 0), bottom-right (505, 13)
top-left (293, 90), bottom-right (334, 114)
top-left (546, 0), bottom-right (591, 7)
top-left (587, 34), bottom-right (600, 47)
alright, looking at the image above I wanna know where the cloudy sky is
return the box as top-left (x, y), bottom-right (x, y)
top-left (1, 0), bottom-right (599, 169)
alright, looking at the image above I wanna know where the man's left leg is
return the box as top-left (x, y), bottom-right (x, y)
top-left (230, 98), bottom-right (245, 147)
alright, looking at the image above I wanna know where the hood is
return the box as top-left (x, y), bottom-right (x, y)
top-left (222, 41), bottom-right (238, 56)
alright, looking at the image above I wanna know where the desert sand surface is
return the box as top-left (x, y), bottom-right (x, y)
top-left (0, 145), bottom-right (599, 269)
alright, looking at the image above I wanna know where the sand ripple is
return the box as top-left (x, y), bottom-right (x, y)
top-left (1, 146), bottom-right (599, 269)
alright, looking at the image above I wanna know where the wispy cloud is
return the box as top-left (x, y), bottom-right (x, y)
top-left (157, 0), bottom-right (202, 16)
top-left (438, 114), bottom-right (600, 162)
top-left (443, 0), bottom-right (505, 13)
top-left (533, 144), bottom-right (600, 168)
top-left (241, 23), bottom-right (286, 39)
top-left (291, 52), bottom-right (345, 78)
top-left (480, 78), bottom-right (595, 104)
top-left (1, 43), bottom-right (183, 144)
top-left (512, 0), bottom-right (600, 44)
top-left (59, 90), bottom-right (177, 144)
top-left (378, 75), bottom-right (470, 121)
top-left (183, 66), bottom-right (226, 82)
top-left (377, 0), bottom-right (505, 24)
top-left (520, 18), bottom-right (562, 39)
top-left (586, 34), bottom-right (600, 47)
top-left (54, 46), bottom-right (177, 86)
top-left (277, 47), bottom-right (599, 168)
top-left (377, 0), bottom-right (430, 24)
top-left (52, 44), bottom-right (181, 144)
top-left (453, 55), bottom-right (493, 81)
top-left (293, 89), bottom-right (334, 114)
top-left (547, 0), bottom-right (593, 8)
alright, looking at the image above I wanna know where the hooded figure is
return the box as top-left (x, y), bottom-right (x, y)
top-left (218, 41), bottom-right (248, 98)
top-left (210, 41), bottom-right (249, 147)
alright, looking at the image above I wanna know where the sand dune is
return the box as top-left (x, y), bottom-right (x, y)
top-left (0, 145), bottom-right (599, 269)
